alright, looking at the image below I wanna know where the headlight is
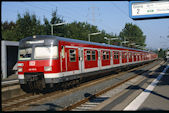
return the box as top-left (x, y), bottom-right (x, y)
top-left (18, 63), bottom-right (24, 66)
top-left (18, 67), bottom-right (23, 72)
top-left (44, 66), bottom-right (52, 71)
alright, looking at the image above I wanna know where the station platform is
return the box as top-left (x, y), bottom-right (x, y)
top-left (92, 61), bottom-right (169, 111)
top-left (138, 65), bottom-right (169, 110)
top-left (2, 74), bottom-right (18, 81)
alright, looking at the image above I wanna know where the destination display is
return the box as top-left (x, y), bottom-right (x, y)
top-left (129, 1), bottom-right (169, 20)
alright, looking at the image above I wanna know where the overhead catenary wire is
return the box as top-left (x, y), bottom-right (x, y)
top-left (16, 2), bottom-right (122, 36)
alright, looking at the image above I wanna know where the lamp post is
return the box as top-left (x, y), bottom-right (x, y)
top-left (129, 43), bottom-right (136, 48)
top-left (135, 45), bottom-right (140, 49)
top-left (120, 37), bottom-right (129, 46)
top-left (88, 32), bottom-right (101, 42)
top-left (121, 41), bottom-right (129, 46)
top-left (50, 22), bottom-right (67, 35)
top-left (104, 37), bottom-right (118, 45)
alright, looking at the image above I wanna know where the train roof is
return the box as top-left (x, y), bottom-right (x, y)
top-left (21, 35), bottom-right (149, 53)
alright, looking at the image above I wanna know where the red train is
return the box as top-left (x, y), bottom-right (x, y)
top-left (17, 35), bottom-right (158, 91)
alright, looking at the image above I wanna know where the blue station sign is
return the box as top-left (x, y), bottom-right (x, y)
top-left (129, 1), bottom-right (169, 20)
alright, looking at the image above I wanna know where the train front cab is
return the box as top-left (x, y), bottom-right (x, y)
top-left (17, 36), bottom-right (60, 91)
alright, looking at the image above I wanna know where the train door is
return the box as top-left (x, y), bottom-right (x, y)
top-left (137, 53), bottom-right (139, 61)
top-left (140, 53), bottom-right (142, 61)
top-left (136, 53), bottom-right (139, 61)
top-left (61, 46), bottom-right (66, 72)
top-left (78, 48), bottom-right (84, 73)
top-left (138, 53), bottom-right (140, 61)
top-left (113, 51), bottom-right (120, 64)
top-left (134, 53), bottom-right (137, 62)
top-left (142, 53), bottom-right (144, 61)
top-left (65, 47), bottom-right (79, 71)
top-left (101, 50), bottom-right (111, 66)
top-left (122, 52), bottom-right (127, 63)
top-left (128, 52), bottom-right (132, 62)
top-left (84, 49), bottom-right (98, 69)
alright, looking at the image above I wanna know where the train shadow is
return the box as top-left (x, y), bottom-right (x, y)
top-left (156, 67), bottom-right (169, 86)
top-left (29, 103), bottom-right (64, 111)
top-left (126, 84), bottom-right (169, 101)
top-left (129, 63), bottom-right (168, 79)
top-left (84, 93), bottom-right (109, 103)
top-left (129, 63), bottom-right (169, 87)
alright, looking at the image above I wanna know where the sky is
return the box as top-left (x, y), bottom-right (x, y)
top-left (2, 1), bottom-right (169, 50)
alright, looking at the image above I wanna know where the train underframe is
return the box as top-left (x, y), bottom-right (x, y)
top-left (20, 73), bottom-right (82, 93)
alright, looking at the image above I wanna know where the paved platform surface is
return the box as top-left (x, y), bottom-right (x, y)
top-left (92, 61), bottom-right (169, 111)
top-left (138, 65), bottom-right (169, 110)
top-left (2, 74), bottom-right (18, 81)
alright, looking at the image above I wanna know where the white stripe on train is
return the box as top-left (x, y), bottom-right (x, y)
top-left (18, 60), bottom-right (153, 80)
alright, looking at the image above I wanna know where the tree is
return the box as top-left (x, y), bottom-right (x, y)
top-left (119, 23), bottom-right (146, 48)
top-left (63, 21), bottom-right (113, 44)
top-left (42, 17), bottom-right (51, 35)
top-left (1, 9), bottom-right (118, 44)
top-left (156, 48), bottom-right (166, 58)
top-left (2, 21), bottom-right (17, 41)
top-left (14, 12), bottom-right (44, 40)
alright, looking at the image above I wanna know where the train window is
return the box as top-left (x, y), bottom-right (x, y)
top-left (87, 50), bottom-right (91, 61)
top-left (114, 51), bottom-right (119, 59)
top-left (61, 46), bottom-right (65, 58)
top-left (92, 51), bottom-right (96, 60)
top-left (103, 51), bottom-right (109, 60)
top-left (18, 48), bottom-right (32, 60)
top-left (69, 49), bottom-right (76, 62)
top-left (34, 46), bottom-right (58, 59)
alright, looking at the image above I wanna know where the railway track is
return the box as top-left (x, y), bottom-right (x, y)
top-left (2, 60), bottom-right (163, 111)
top-left (64, 60), bottom-right (166, 111)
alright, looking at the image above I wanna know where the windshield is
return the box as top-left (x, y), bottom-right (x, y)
top-left (34, 46), bottom-right (58, 59)
top-left (18, 48), bottom-right (32, 61)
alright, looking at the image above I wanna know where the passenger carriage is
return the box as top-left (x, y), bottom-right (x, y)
top-left (17, 35), bottom-right (158, 91)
